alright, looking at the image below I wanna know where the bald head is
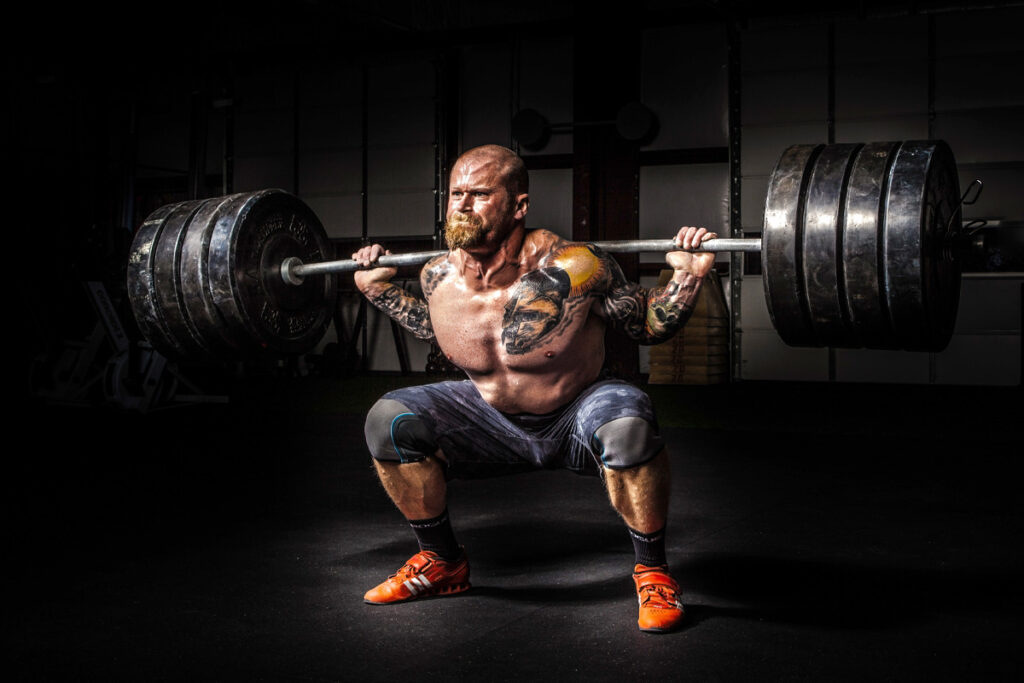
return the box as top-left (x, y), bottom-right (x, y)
top-left (453, 145), bottom-right (529, 199)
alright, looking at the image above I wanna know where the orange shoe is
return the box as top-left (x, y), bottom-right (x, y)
top-left (364, 550), bottom-right (471, 605)
top-left (633, 564), bottom-right (685, 633)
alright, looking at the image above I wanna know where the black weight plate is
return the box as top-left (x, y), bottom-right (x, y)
top-left (141, 199), bottom-right (210, 358)
top-left (883, 140), bottom-right (962, 351)
top-left (762, 143), bottom-right (822, 347)
top-left (920, 141), bottom-right (961, 351)
top-left (127, 201), bottom-right (185, 358)
top-left (802, 142), bottom-right (861, 346)
top-left (841, 141), bottom-right (900, 349)
top-left (207, 189), bottom-right (335, 355)
top-left (178, 194), bottom-right (251, 356)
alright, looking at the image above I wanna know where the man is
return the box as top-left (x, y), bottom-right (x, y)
top-left (352, 144), bottom-right (716, 633)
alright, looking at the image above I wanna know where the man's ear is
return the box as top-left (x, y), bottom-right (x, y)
top-left (514, 193), bottom-right (529, 221)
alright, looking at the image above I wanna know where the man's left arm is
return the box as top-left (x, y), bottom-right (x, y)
top-left (598, 226), bottom-right (718, 344)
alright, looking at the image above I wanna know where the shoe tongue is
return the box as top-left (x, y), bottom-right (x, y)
top-left (408, 552), bottom-right (433, 570)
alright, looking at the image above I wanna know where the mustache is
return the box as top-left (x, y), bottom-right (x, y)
top-left (444, 212), bottom-right (486, 249)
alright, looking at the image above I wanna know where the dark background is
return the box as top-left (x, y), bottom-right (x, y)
top-left (7, 1), bottom-right (1024, 679)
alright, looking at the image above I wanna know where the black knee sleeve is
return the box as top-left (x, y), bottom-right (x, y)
top-left (592, 416), bottom-right (664, 470)
top-left (364, 398), bottom-right (438, 463)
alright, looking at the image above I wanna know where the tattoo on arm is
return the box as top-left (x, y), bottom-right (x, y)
top-left (599, 251), bottom-right (704, 344)
top-left (365, 284), bottom-right (434, 340)
top-left (421, 255), bottom-right (451, 299)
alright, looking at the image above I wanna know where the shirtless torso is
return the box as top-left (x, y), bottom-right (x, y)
top-left (353, 145), bottom-right (715, 415)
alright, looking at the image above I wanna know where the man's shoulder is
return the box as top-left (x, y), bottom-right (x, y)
top-left (539, 239), bottom-right (612, 298)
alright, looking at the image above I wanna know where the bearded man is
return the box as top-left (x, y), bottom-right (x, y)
top-left (352, 144), bottom-right (716, 633)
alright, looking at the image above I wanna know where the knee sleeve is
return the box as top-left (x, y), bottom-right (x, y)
top-left (364, 398), bottom-right (438, 463)
top-left (592, 416), bottom-right (664, 470)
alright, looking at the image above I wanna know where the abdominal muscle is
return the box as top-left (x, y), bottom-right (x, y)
top-left (434, 304), bottom-right (607, 415)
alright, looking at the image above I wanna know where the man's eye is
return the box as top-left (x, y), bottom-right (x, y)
top-left (473, 191), bottom-right (487, 197)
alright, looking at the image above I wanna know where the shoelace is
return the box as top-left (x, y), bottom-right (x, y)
top-left (639, 582), bottom-right (680, 608)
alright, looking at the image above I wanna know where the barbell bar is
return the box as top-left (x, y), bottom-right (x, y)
top-left (127, 139), bottom-right (968, 361)
top-left (279, 238), bottom-right (763, 285)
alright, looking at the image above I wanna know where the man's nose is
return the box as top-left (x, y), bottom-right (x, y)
top-left (452, 193), bottom-right (471, 212)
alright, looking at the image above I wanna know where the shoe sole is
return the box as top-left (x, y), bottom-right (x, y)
top-left (364, 581), bottom-right (471, 605)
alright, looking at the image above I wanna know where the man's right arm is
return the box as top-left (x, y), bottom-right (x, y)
top-left (352, 244), bottom-right (435, 341)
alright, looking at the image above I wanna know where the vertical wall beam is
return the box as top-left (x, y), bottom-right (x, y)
top-left (573, 19), bottom-right (642, 381)
top-left (728, 20), bottom-right (743, 382)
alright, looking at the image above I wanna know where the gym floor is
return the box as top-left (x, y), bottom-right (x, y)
top-left (10, 375), bottom-right (1024, 681)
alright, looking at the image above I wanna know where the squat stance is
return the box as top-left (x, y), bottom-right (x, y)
top-left (353, 144), bottom-right (715, 633)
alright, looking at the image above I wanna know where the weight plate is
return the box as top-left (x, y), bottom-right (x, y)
top-left (178, 194), bottom-right (251, 356)
top-left (762, 143), bottom-right (822, 347)
top-left (128, 199), bottom-right (208, 358)
top-left (883, 140), bottom-right (961, 351)
top-left (206, 189), bottom-right (335, 355)
top-left (841, 141), bottom-right (900, 349)
top-left (802, 142), bottom-right (861, 346)
top-left (127, 201), bottom-right (182, 357)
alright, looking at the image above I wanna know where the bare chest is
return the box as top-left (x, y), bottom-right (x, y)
top-left (428, 272), bottom-right (595, 374)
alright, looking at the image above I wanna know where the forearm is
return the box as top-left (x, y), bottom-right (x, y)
top-left (359, 281), bottom-right (434, 340)
top-left (643, 270), bottom-right (703, 343)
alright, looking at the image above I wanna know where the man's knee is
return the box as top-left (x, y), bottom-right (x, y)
top-left (592, 416), bottom-right (664, 470)
top-left (365, 398), bottom-right (438, 464)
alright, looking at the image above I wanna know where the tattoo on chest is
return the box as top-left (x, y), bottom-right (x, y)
top-left (501, 244), bottom-right (607, 355)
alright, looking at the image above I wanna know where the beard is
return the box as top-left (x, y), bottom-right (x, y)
top-left (444, 211), bottom-right (487, 250)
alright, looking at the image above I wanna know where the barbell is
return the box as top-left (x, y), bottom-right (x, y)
top-left (127, 139), bottom-right (967, 360)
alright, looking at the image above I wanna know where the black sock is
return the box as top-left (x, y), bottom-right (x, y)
top-left (408, 508), bottom-right (461, 561)
top-left (627, 525), bottom-right (667, 569)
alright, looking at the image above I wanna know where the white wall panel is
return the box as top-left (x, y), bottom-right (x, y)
top-left (935, 334), bottom-right (1021, 385)
top-left (740, 275), bottom-right (772, 330)
top-left (935, 54), bottom-right (1024, 112)
top-left (834, 348), bottom-right (930, 384)
top-left (935, 7), bottom-right (1024, 56)
top-left (741, 122), bottom-right (826, 177)
top-left (834, 116), bottom-right (929, 145)
top-left (233, 155), bottom-right (294, 193)
top-left (741, 330), bottom-right (829, 381)
top-left (835, 15), bottom-right (927, 64)
top-left (235, 108), bottom-right (293, 156)
top-left (365, 307), bottom-right (434, 372)
top-left (368, 191), bottom-right (435, 236)
top-left (955, 278), bottom-right (1022, 333)
top-left (460, 44), bottom-right (513, 151)
top-left (958, 165), bottom-right (1024, 222)
top-left (641, 23), bottom-right (728, 150)
top-left (368, 61), bottom-right (436, 100)
top-left (368, 98), bottom-right (434, 146)
top-left (741, 174), bottom-right (769, 232)
top-left (299, 149), bottom-right (362, 195)
top-left (743, 26), bottom-right (828, 73)
top-left (526, 168), bottom-right (572, 238)
top-left (742, 68), bottom-right (828, 126)
top-left (518, 36), bottom-right (573, 156)
top-left (299, 64), bottom-right (361, 108)
top-left (933, 109), bottom-right (1024, 164)
top-left (303, 195), bottom-right (362, 239)
top-left (235, 67), bottom-right (295, 111)
top-left (299, 105), bottom-right (362, 150)
top-left (367, 145), bottom-right (434, 192)
top-left (137, 110), bottom-right (190, 173)
top-left (836, 63), bottom-right (927, 119)
top-left (639, 163), bottom-right (730, 244)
